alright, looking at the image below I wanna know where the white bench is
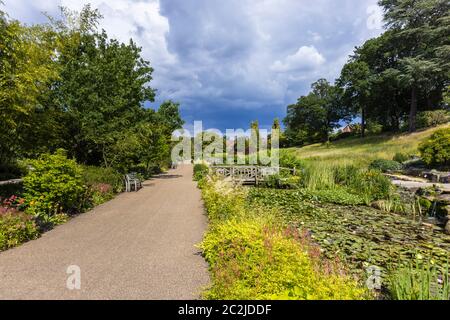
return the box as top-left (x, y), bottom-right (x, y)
top-left (125, 173), bottom-right (142, 192)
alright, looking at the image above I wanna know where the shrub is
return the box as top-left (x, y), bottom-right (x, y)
top-left (419, 128), bottom-right (450, 166)
top-left (0, 211), bottom-right (39, 251)
top-left (369, 159), bottom-right (403, 173)
top-left (81, 166), bottom-right (123, 193)
top-left (393, 152), bottom-right (413, 163)
top-left (200, 219), bottom-right (368, 300)
top-left (416, 110), bottom-right (450, 129)
top-left (263, 174), bottom-right (300, 189)
top-left (193, 163), bottom-right (209, 181)
top-left (279, 150), bottom-right (305, 170)
top-left (199, 177), bottom-right (248, 222)
top-left (23, 149), bottom-right (85, 220)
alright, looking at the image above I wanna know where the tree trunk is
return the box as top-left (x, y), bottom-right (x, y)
top-left (409, 86), bottom-right (418, 132)
top-left (361, 106), bottom-right (366, 138)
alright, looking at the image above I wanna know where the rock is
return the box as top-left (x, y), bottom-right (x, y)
top-left (441, 174), bottom-right (450, 183)
top-left (371, 200), bottom-right (385, 210)
top-left (436, 194), bottom-right (450, 205)
top-left (445, 221), bottom-right (450, 235)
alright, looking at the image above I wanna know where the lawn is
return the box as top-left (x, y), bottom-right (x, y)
top-left (288, 124), bottom-right (450, 167)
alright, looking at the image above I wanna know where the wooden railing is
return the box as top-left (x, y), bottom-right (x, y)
top-left (211, 165), bottom-right (296, 185)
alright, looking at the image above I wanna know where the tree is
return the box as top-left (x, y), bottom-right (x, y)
top-left (398, 57), bottom-right (442, 131)
top-left (49, 6), bottom-right (156, 165)
top-left (284, 79), bottom-right (347, 145)
top-left (338, 62), bottom-right (372, 137)
top-left (378, 0), bottom-right (450, 131)
top-left (157, 100), bottom-right (184, 136)
top-left (0, 15), bottom-right (59, 165)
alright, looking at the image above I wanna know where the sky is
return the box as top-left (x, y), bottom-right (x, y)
top-left (2, 0), bottom-right (384, 132)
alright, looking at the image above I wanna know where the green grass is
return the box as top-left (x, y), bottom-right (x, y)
top-left (289, 124), bottom-right (450, 166)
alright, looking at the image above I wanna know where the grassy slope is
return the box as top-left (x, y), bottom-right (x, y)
top-left (289, 124), bottom-right (450, 166)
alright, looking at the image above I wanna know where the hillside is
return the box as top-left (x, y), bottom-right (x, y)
top-left (289, 124), bottom-right (450, 166)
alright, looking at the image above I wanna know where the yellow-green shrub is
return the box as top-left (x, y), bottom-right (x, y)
top-left (419, 128), bottom-right (450, 166)
top-left (200, 219), bottom-right (368, 300)
top-left (23, 149), bottom-right (85, 220)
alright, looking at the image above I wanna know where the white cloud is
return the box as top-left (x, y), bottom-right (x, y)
top-left (271, 46), bottom-right (326, 73)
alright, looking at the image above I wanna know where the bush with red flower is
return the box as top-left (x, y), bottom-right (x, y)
top-left (0, 195), bottom-right (39, 251)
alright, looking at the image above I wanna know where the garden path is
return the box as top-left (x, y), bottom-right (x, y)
top-left (0, 165), bottom-right (209, 299)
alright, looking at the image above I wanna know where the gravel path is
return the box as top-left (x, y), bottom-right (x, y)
top-left (0, 165), bottom-right (209, 300)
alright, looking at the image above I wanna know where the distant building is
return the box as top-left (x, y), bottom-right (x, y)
top-left (342, 125), bottom-right (353, 133)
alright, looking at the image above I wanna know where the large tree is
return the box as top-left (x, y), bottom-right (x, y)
top-left (0, 12), bottom-right (59, 165)
top-left (378, 0), bottom-right (450, 131)
top-left (284, 80), bottom-right (347, 145)
top-left (49, 6), bottom-right (156, 165)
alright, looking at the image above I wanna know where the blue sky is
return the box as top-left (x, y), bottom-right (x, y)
top-left (2, 0), bottom-right (384, 132)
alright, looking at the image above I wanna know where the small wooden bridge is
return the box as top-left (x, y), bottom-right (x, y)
top-left (211, 165), bottom-right (296, 185)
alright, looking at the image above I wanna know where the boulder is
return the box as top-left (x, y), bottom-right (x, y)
top-left (371, 200), bottom-right (385, 210)
top-left (445, 220), bottom-right (450, 235)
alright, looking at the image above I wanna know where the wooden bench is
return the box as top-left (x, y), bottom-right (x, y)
top-left (125, 173), bottom-right (142, 192)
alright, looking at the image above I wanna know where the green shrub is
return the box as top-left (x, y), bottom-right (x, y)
top-left (81, 165), bottom-right (123, 193)
top-left (369, 159), bottom-right (403, 173)
top-left (0, 211), bottom-right (39, 251)
top-left (200, 219), bottom-right (368, 300)
top-left (23, 149), bottom-right (85, 220)
top-left (419, 128), bottom-right (450, 166)
top-left (393, 152), bottom-right (413, 163)
top-left (263, 174), bottom-right (301, 189)
top-left (279, 150), bottom-right (305, 170)
top-left (416, 110), bottom-right (450, 129)
top-left (193, 163), bottom-right (209, 181)
top-left (389, 262), bottom-right (450, 300)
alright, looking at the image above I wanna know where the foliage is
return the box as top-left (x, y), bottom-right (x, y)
top-left (419, 128), bottom-right (450, 166)
top-left (0, 211), bottom-right (39, 251)
top-left (200, 219), bottom-right (368, 300)
top-left (389, 262), bottom-right (450, 300)
top-left (262, 174), bottom-right (301, 190)
top-left (23, 150), bottom-right (85, 220)
top-left (369, 159), bottom-right (403, 172)
top-left (284, 79), bottom-right (349, 145)
top-left (0, 16), bottom-right (59, 164)
top-left (416, 110), bottom-right (450, 129)
top-left (81, 165), bottom-right (123, 193)
top-left (193, 164), bottom-right (209, 181)
top-left (393, 152), bottom-right (414, 163)
top-left (279, 150), bottom-right (305, 170)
